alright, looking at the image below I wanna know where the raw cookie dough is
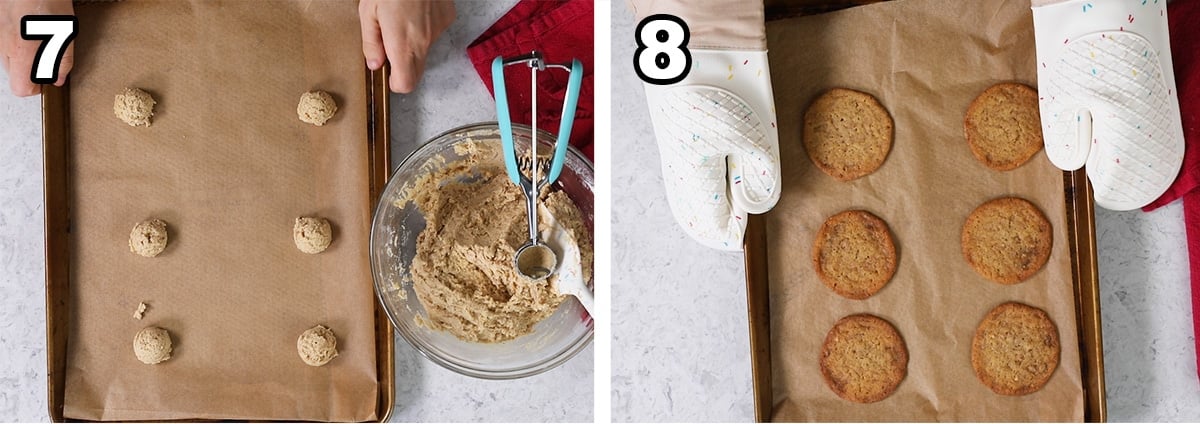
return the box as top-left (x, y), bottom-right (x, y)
top-left (293, 217), bottom-right (332, 254)
top-left (129, 218), bottom-right (168, 257)
top-left (297, 325), bottom-right (338, 366)
top-left (133, 326), bottom-right (172, 365)
top-left (297, 90), bottom-right (337, 126)
top-left (113, 87), bottom-right (156, 127)
top-left (402, 144), bottom-right (594, 343)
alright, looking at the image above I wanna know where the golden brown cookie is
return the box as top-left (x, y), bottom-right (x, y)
top-left (971, 302), bottom-right (1060, 396)
top-left (813, 210), bottom-right (897, 300)
top-left (964, 83), bottom-right (1044, 171)
top-left (961, 197), bottom-right (1052, 285)
top-left (820, 314), bottom-right (908, 403)
top-left (803, 88), bottom-right (894, 181)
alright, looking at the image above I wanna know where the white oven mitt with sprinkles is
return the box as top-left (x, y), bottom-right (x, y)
top-left (630, 0), bottom-right (781, 250)
top-left (1033, 0), bottom-right (1184, 211)
top-left (648, 85), bottom-right (779, 250)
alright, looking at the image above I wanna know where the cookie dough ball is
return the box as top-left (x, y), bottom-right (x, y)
top-left (114, 87), bottom-right (156, 127)
top-left (133, 326), bottom-right (172, 365)
top-left (297, 325), bottom-right (338, 366)
top-left (129, 218), bottom-right (168, 257)
top-left (297, 90), bottom-right (337, 126)
top-left (293, 217), bottom-right (332, 254)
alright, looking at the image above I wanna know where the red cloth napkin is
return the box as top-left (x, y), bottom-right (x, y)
top-left (1144, 0), bottom-right (1200, 212)
top-left (1142, 0), bottom-right (1200, 380)
top-left (466, 0), bottom-right (594, 160)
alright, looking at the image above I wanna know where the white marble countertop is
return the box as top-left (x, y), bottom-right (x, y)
top-left (610, 2), bottom-right (1200, 422)
top-left (0, 1), bottom-right (591, 422)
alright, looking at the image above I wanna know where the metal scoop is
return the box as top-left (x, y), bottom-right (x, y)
top-left (492, 51), bottom-right (583, 280)
top-left (513, 156), bottom-right (556, 280)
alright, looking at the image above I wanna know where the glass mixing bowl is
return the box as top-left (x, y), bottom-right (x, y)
top-left (369, 122), bottom-right (594, 379)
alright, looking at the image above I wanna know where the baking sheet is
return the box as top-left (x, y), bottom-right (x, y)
top-left (61, 1), bottom-right (378, 420)
top-left (763, 0), bottom-right (1085, 420)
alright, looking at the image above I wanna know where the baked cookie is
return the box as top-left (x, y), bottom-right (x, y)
top-left (961, 197), bottom-right (1052, 285)
top-left (971, 302), bottom-right (1060, 395)
top-left (813, 210), bottom-right (897, 299)
top-left (820, 314), bottom-right (908, 403)
top-left (803, 88), bottom-right (894, 181)
top-left (964, 83), bottom-right (1044, 171)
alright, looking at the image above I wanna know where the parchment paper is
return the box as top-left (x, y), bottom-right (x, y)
top-left (763, 0), bottom-right (1084, 420)
top-left (62, 1), bottom-right (378, 420)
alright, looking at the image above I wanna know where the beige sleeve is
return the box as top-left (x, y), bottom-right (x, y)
top-left (626, 0), bottom-right (766, 51)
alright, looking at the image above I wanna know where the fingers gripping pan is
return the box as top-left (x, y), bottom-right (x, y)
top-left (1034, 0), bottom-right (1185, 211)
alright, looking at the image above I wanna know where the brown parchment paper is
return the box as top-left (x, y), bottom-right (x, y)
top-left (763, 0), bottom-right (1084, 420)
top-left (62, 1), bottom-right (378, 420)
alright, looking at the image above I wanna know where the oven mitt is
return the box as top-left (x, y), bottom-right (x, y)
top-left (1033, 0), bottom-right (1185, 211)
top-left (629, 0), bottom-right (781, 250)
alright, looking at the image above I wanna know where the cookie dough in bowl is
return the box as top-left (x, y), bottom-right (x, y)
top-left (370, 123), bottom-right (595, 379)
top-left (408, 163), bottom-right (593, 343)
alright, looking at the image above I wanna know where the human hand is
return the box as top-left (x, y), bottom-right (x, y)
top-left (0, 0), bottom-right (74, 96)
top-left (358, 0), bottom-right (455, 93)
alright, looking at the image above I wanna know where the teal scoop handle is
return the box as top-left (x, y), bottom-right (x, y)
top-left (549, 59), bottom-right (583, 184)
top-left (492, 56), bottom-right (521, 185)
top-left (492, 55), bottom-right (585, 187)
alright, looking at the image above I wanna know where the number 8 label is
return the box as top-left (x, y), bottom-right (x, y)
top-left (634, 15), bottom-right (691, 85)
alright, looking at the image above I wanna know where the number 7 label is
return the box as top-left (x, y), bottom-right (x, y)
top-left (20, 16), bottom-right (77, 84)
